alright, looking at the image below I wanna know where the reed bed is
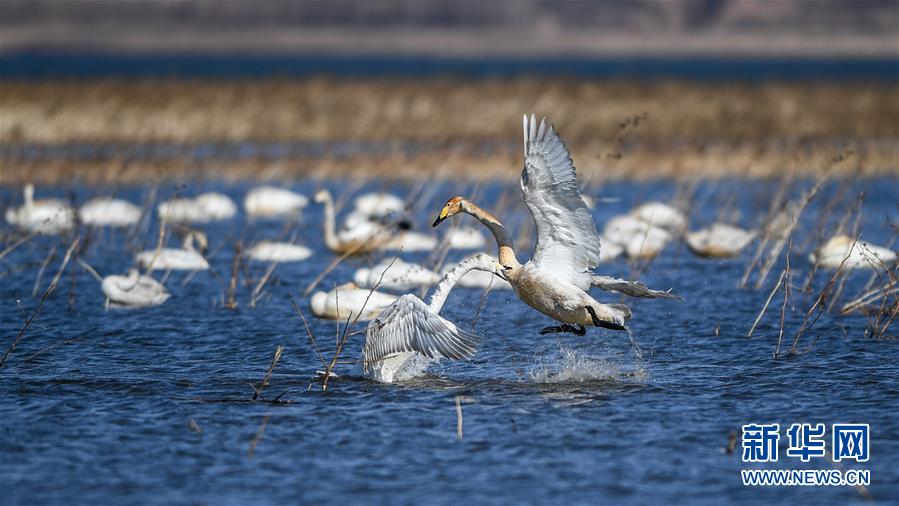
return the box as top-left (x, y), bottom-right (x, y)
top-left (2, 78), bottom-right (897, 183)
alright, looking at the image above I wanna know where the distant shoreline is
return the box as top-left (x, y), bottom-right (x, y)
top-left (1, 53), bottom-right (897, 80)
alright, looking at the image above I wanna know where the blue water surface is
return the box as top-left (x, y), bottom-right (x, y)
top-left (1, 177), bottom-right (897, 505)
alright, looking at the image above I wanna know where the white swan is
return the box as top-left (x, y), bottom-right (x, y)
top-left (443, 226), bottom-right (487, 250)
top-left (158, 192), bottom-right (236, 223)
top-left (343, 192), bottom-right (411, 230)
top-left (602, 214), bottom-right (672, 260)
top-left (244, 186), bottom-right (308, 218)
top-left (101, 269), bottom-right (170, 307)
top-left (433, 115), bottom-right (676, 335)
top-left (810, 235), bottom-right (897, 270)
top-left (309, 283), bottom-right (398, 322)
top-left (314, 190), bottom-right (436, 254)
top-left (362, 253), bottom-right (497, 383)
top-left (5, 184), bottom-right (74, 234)
top-left (353, 258), bottom-right (442, 291)
top-left (136, 231), bottom-right (209, 271)
top-left (79, 197), bottom-right (142, 227)
top-left (245, 241), bottom-right (312, 262)
top-left (631, 201), bottom-right (687, 232)
top-left (685, 223), bottom-right (756, 258)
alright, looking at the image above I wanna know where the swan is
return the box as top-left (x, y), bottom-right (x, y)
top-left (79, 197), bottom-right (142, 227)
top-left (158, 192), bottom-right (236, 223)
top-left (314, 190), bottom-right (436, 254)
top-left (245, 241), bottom-right (312, 262)
top-left (433, 115), bottom-right (676, 335)
top-left (443, 226), bottom-right (488, 250)
top-left (136, 231), bottom-right (209, 271)
top-left (101, 269), bottom-right (170, 307)
top-left (602, 214), bottom-right (672, 260)
top-left (685, 223), bottom-right (756, 258)
top-left (631, 201), bottom-right (687, 232)
top-left (343, 192), bottom-right (412, 231)
top-left (353, 258), bottom-right (442, 290)
top-left (5, 184), bottom-right (74, 234)
top-left (810, 235), bottom-right (897, 270)
top-left (362, 253), bottom-right (497, 383)
top-left (310, 283), bottom-right (398, 322)
top-left (244, 186), bottom-right (308, 218)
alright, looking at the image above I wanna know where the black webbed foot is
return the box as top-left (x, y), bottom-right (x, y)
top-left (585, 306), bottom-right (627, 331)
top-left (540, 324), bottom-right (586, 336)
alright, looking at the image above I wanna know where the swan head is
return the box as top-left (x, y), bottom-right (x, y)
top-left (313, 189), bottom-right (331, 204)
top-left (185, 230), bottom-right (209, 254)
top-left (432, 196), bottom-right (466, 227)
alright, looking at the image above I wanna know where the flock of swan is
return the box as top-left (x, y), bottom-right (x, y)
top-left (5, 115), bottom-right (897, 383)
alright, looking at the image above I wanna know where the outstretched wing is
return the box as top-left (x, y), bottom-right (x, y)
top-left (520, 114), bottom-right (601, 290)
top-left (363, 294), bottom-right (482, 364)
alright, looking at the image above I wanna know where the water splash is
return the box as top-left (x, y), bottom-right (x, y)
top-left (527, 346), bottom-right (647, 384)
top-left (394, 354), bottom-right (435, 382)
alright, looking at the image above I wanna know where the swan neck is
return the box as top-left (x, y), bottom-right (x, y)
top-left (319, 192), bottom-right (340, 250)
top-left (428, 255), bottom-right (489, 313)
top-left (24, 184), bottom-right (34, 208)
top-left (464, 202), bottom-right (519, 268)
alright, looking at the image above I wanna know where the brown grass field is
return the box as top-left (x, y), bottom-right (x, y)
top-left (1, 78), bottom-right (897, 184)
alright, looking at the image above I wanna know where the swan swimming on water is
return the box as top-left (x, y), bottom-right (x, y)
top-left (602, 214), bottom-right (672, 260)
top-left (79, 197), bottom-right (142, 227)
top-left (158, 192), bottom-right (237, 223)
top-left (685, 223), bottom-right (756, 258)
top-left (5, 184), bottom-right (75, 234)
top-left (310, 283), bottom-right (399, 322)
top-left (361, 253), bottom-right (498, 383)
top-left (244, 186), bottom-right (309, 218)
top-left (136, 231), bottom-right (209, 271)
top-left (245, 241), bottom-right (313, 263)
top-left (433, 115), bottom-right (676, 335)
top-left (101, 269), bottom-right (170, 307)
top-left (810, 235), bottom-right (897, 270)
top-left (353, 258), bottom-right (441, 291)
top-left (342, 192), bottom-right (412, 230)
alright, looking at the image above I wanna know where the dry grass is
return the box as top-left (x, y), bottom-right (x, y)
top-left (1, 78), bottom-right (897, 183)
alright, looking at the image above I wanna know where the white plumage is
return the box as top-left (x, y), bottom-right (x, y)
top-left (158, 192), bottom-right (236, 223)
top-left (101, 269), bottom-right (170, 307)
top-left (244, 186), bottom-right (308, 218)
top-left (136, 231), bottom-right (209, 271)
top-left (353, 258), bottom-right (441, 291)
top-left (361, 253), bottom-right (496, 383)
top-left (310, 283), bottom-right (398, 322)
top-left (5, 184), bottom-right (74, 234)
top-left (810, 235), bottom-right (896, 270)
top-left (245, 241), bottom-right (312, 263)
top-left (80, 197), bottom-right (142, 227)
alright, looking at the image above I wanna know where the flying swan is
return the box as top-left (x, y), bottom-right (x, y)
top-left (433, 114), bottom-right (677, 335)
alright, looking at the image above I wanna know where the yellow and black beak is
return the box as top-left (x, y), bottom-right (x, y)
top-left (432, 207), bottom-right (448, 227)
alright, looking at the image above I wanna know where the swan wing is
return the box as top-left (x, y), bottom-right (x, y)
top-left (364, 294), bottom-right (481, 363)
top-left (520, 114), bottom-right (601, 289)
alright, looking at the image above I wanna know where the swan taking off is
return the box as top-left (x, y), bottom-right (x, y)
top-left (5, 184), bottom-right (75, 234)
top-left (136, 231), bottom-right (209, 271)
top-left (244, 186), bottom-right (309, 218)
top-left (80, 197), bottom-right (142, 227)
top-left (362, 253), bottom-right (497, 383)
top-left (810, 235), bottom-right (897, 270)
top-left (310, 283), bottom-right (398, 322)
top-left (685, 223), bottom-right (756, 258)
top-left (245, 241), bottom-right (312, 262)
top-left (101, 269), bottom-right (170, 307)
top-left (353, 258), bottom-right (441, 291)
top-left (158, 192), bottom-right (237, 223)
top-left (433, 115), bottom-right (677, 335)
